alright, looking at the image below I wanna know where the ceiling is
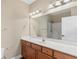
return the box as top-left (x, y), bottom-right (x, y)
top-left (21, 0), bottom-right (37, 5)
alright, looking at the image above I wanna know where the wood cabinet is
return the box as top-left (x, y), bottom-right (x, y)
top-left (64, 54), bottom-right (76, 59)
top-left (21, 40), bottom-right (27, 59)
top-left (54, 51), bottom-right (65, 59)
top-left (31, 44), bottom-right (41, 51)
top-left (26, 46), bottom-right (36, 59)
top-left (37, 52), bottom-right (53, 59)
top-left (54, 51), bottom-right (76, 59)
top-left (42, 47), bottom-right (53, 56)
top-left (21, 40), bottom-right (77, 59)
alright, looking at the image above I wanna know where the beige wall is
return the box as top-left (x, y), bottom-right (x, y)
top-left (1, 0), bottom-right (29, 59)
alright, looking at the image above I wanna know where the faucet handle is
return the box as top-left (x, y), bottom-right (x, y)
top-left (42, 39), bottom-right (45, 42)
top-left (61, 35), bottom-right (64, 37)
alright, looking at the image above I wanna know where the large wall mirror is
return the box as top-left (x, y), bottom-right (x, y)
top-left (29, 7), bottom-right (77, 41)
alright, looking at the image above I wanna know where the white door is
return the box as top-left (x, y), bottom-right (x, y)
top-left (62, 16), bottom-right (77, 42)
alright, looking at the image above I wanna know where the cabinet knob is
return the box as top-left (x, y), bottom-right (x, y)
top-left (61, 35), bottom-right (64, 37)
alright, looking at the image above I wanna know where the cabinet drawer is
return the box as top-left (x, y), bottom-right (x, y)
top-left (31, 44), bottom-right (41, 51)
top-left (54, 51), bottom-right (64, 59)
top-left (37, 52), bottom-right (53, 59)
top-left (54, 51), bottom-right (77, 59)
top-left (64, 54), bottom-right (77, 59)
top-left (21, 40), bottom-right (27, 46)
top-left (21, 40), bottom-right (31, 47)
top-left (26, 41), bottom-right (31, 46)
top-left (42, 47), bottom-right (53, 56)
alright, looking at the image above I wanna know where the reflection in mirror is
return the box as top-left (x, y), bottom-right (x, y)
top-left (30, 11), bottom-right (71, 40)
top-left (30, 15), bottom-right (48, 37)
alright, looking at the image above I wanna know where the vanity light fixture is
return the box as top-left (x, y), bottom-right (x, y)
top-left (36, 10), bottom-right (40, 13)
top-left (29, 12), bottom-right (36, 16)
top-left (63, 0), bottom-right (71, 3)
top-left (48, 4), bottom-right (55, 9)
top-left (32, 12), bottom-right (36, 15)
top-left (29, 13), bottom-right (33, 16)
top-left (55, 1), bottom-right (62, 6)
top-left (35, 10), bottom-right (41, 14)
top-left (29, 10), bottom-right (41, 16)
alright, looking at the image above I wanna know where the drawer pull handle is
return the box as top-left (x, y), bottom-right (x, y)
top-left (46, 50), bottom-right (48, 52)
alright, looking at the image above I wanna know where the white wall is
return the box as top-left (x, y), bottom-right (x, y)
top-left (1, 0), bottom-right (29, 59)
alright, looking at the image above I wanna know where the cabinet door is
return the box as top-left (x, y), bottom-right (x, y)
top-left (54, 51), bottom-right (77, 59)
top-left (26, 46), bottom-right (36, 59)
top-left (37, 52), bottom-right (53, 59)
top-left (21, 41), bottom-right (27, 59)
top-left (54, 51), bottom-right (64, 59)
top-left (64, 55), bottom-right (77, 59)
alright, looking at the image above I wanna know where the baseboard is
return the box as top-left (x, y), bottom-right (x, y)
top-left (11, 54), bottom-right (22, 59)
top-left (16, 55), bottom-right (22, 59)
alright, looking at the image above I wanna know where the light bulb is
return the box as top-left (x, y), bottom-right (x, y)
top-left (48, 4), bottom-right (54, 9)
top-left (55, 1), bottom-right (62, 6)
top-left (29, 13), bottom-right (33, 16)
top-left (36, 10), bottom-right (40, 13)
top-left (32, 12), bottom-right (36, 15)
top-left (63, 0), bottom-right (71, 3)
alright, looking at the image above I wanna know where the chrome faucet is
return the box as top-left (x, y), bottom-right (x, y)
top-left (42, 38), bottom-right (45, 42)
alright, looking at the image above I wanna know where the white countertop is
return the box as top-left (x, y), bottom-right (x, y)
top-left (21, 36), bottom-right (77, 57)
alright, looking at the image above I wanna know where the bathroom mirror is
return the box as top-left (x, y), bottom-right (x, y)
top-left (29, 7), bottom-right (77, 40)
